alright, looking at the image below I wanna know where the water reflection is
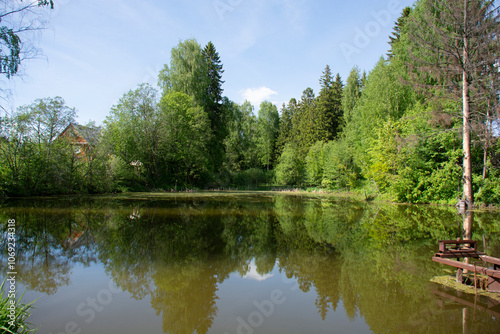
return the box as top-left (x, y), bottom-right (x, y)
top-left (1, 193), bottom-right (500, 333)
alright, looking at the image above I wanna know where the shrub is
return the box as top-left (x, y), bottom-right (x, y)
top-left (275, 144), bottom-right (305, 186)
top-left (233, 168), bottom-right (269, 188)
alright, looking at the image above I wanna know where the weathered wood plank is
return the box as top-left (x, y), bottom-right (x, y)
top-left (438, 240), bottom-right (477, 253)
top-left (435, 250), bottom-right (485, 259)
top-left (432, 257), bottom-right (500, 279)
top-left (480, 255), bottom-right (500, 267)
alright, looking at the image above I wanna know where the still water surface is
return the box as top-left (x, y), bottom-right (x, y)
top-left (1, 192), bottom-right (500, 333)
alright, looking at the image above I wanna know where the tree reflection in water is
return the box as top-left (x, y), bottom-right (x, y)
top-left (1, 193), bottom-right (499, 333)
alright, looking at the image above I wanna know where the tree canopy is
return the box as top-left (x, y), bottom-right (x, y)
top-left (2, 0), bottom-right (500, 208)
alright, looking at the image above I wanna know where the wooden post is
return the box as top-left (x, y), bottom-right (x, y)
top-left (457, 267), bottom-right (463, 283)
top-left (474, 262), bottom-right (477, 295)
top-left (463, 211), bottom-right (474, 274)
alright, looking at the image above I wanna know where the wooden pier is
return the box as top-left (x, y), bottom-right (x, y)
top-left (432, 240), bottom-right (500, 293)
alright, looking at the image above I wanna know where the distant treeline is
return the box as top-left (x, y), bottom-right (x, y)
top-left (1, 0), bottom-right (500, 205)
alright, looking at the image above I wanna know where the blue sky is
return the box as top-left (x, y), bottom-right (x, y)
top-left (9, 0), bottom-right (415, 124)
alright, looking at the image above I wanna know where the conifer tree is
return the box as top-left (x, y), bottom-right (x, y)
top-left (202, 41), bottom-right (227, 170)
top-left (256, 101), bottom-right (280, 170)
top-left (316, 66), bottom-right (343, 141)
top-left (293, 88), bottom-right (317, 157)
top-left (387, 7), bottom-right (413, 59)
top-left (342, 67), bottom-right (362, 124)
top-left (202, 41), bottom-right (225, 135)
top-left (275, 102), bottom-right (293, 160)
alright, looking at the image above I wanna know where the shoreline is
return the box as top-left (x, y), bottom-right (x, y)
top-left (3, 188), bottom-right (500, 211)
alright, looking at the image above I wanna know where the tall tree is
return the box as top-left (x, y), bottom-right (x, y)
top-left (159, 39), bottom-right (228, 173)
top-left (158, 39), bottom-right (207, 105)
top-left (103, 84), bottom-right (160, 184)
top-left (342, 58), bottom-right (414, 184)
top-left (342, 67), bottom-right (362, 124)
top-left (202, 41), bottom-right (227, 169)
top-left (293, 87), bottom-right (317, 157)
top-left (201, 41), bottom-right (224, 130)
top-left (408, 0), bottom-right (500, 209)
top-left (361, 71), bottom-right (367, 89)
top-left (275, 100), bottom-right (295, 160)
top-left (159, 92), bottom-right (212, 186)
top-left (316, 66), bottom-right (343, 141)
top-left (15, 96), bottom-right (76, 147)
top-left (387, 7), bottom-right (413, 59)
top-left (224, 101), bottom-right (259, 172)
top-left (256, 101), bottom-right (280, 170)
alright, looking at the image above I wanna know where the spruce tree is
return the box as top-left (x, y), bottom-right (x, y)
top-left (202, 41), bottom-right (225, 134)
top-left (316, 66), bottom-right (343, 141)
top-left (387, 7), bottom-right (413, 59)
top-left (202, 41), bottom-right (227, 171)
top-left (342, 67), bottom-right (362, 124)
top-left (275, 102), bottom-right (293, 160)
top-left (293, 88), bottom-right (317, 157)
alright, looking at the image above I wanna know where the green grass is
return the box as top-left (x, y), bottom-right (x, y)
top-left (1, 280), bottom-right (37, 334)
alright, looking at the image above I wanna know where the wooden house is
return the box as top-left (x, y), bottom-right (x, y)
top-left (58, 123), bottom-right (101, 158)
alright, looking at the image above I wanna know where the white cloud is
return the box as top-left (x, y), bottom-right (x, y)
top-left (242, 260), bottom-right (274, 282)
top-left (241, 86), bottom-right (278, 107)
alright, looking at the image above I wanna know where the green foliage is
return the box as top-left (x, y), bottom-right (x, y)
top-left (292, 88), bottom-right (318, 157)
top-left (365, 120), bottom-right (403, 193)
top-left (305, 141), bottom-right (325, 186)
top-left (3, 13), bottom-right (500, 206)
top-left (223, 101), bottom-right (259, 172)
top-left (275, 99), bottom-right (296, 160)
top-left (0, 97), bottom-right (115, 196)
top-left (322, 140), bottom-right (360, 190)
top-left (103, 83), bottom-right (160, 187)
top-left (316, 66), bottom-right (343, 141)
top-left (202, 42), bottom-right (227, 170)
top-left (341, 67), bottom-right (362, 125)
top-left (275, 143), bottom-right (305, 186)
top-left (232, 168), bottom-right (270, 188)
top-left (344, 58), bottom-right (415, 159)
top-left (0, 1), bottom-right (53, 80)
top-left (387, 7), bottom-right (413, 59)
top-left (158, 39), bottom-right (207, 105)
top-left (256, 101), bottom-right (280, 169)
top-left (475, 168), bottom-right (500, 205)
top-left (159, 91), bottom-right (212, 186)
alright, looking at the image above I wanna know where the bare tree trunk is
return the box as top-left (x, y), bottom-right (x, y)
top-left (463, 210), bottom-right (473, 242)
top-left (482, 109), bottom-right (491, 180)
top-left (462, 0), bottom-right (474, 209)
top-left (462, 210), bottom-right (474, 276)
top-left (463, 79), bottom-right (473, 208)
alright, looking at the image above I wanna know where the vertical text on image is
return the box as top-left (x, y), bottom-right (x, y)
top-left (6, 219), bottom-right (17, 328)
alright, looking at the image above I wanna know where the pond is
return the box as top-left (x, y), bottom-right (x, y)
top-left (1, 192), bottom-right (500, 333)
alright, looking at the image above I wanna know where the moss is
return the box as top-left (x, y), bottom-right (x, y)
top-left (431, 275), bottom-right (500, 302)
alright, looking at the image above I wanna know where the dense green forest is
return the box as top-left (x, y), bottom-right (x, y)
top-left (1, 0), bottom-right (500, 205)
